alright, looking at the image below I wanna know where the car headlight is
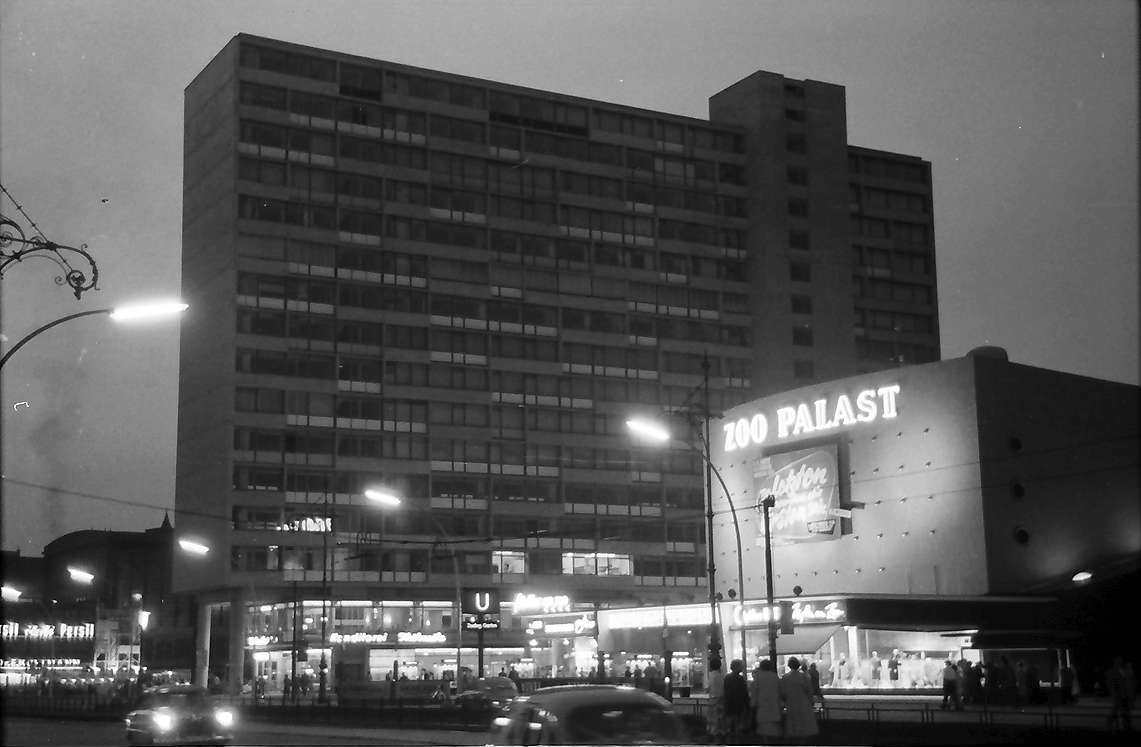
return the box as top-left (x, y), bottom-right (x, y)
top-left (153, 712), bottom-right (175, 732)
top-left (214, 708), bottom-right (235, 727)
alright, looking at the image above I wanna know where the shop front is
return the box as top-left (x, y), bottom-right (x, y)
top-left (1, 618), bottom-right (99, 689)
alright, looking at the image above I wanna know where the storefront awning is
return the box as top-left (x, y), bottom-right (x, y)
top-left (774, 625), bottom-right (840, 656)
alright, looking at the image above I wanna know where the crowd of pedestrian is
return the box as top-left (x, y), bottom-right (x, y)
top-left (705, 656), bottom-right (824, 744)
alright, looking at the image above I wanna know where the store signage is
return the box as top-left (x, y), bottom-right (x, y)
top-left (511, 593), bottom-right (571, 614)
top-left (723, 384), bottom-right (901, 452)
top-left (607, 605), bottom-right (711, 631)
top-left (329, 632), bottom-right (390, 644)
top-left (463, 617), bottom-right (501, 631)
top-left (2, 622), bottom-right (95, 640)
top-left (3, 658), bottom-right (84, 669)
top-left (735, 600), bottom-right (845, 628)
top-left (462, 588), bottom-right (500, 615)
top-left (246, 635), bottom-right (279, 647)
top-left (542, 615), bottom-right (596, 636)
top-left (396, 631), bottom-right (446, 644)
top-left (754, 445), bottom-right (841, 543)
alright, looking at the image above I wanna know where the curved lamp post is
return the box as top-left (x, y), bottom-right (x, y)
top-left (627, 417), bottom-right (749, 665)
top-left (0, 300), bottom-right (189, 370)
top-left (314, 488), bottom-right (402, 703)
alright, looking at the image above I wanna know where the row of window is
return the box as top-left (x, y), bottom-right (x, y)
top-left (854, 216), bottom-right (931, 245)
top-left (852, 185), bottom-right (930, 214)
top-left (853, 245), bottom-right (933, 276)
top-left (240, 113), bottom-right (744, 188)
top-left (239, 192), bottom-right (744, 253)
top-left (856, 309), bottom-right (937, 334)
top-left (230, 543), bottom-right (703, 578)
top-left (849, 154), bottom-right (928, 183)
top-left (238, 268), bottom-right (748, 330)
top-left (855, 278), bottom-right (935, 305)
top-left (242, 153), bottom-right (742, 218)
top-left (234, 349), bottom-right (743, 409)
top-left (232, 427), bottom-right (703, 473)
top-left (230, 502), bottom-right (703, 545)
top-left (233, 468), bottom-right (702, 511)
top-left (238, 54), bottom-right (743, 154)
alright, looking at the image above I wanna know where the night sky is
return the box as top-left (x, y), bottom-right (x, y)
top-left (1, 1), bottom-right (1137, 555)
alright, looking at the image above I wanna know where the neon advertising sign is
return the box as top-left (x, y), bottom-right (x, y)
top-left (723, 384), bottom-right (901, 452)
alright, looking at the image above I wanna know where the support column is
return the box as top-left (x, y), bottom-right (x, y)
top-left (227, 587), bottom-right (248, 695)
top-left (194, 599), bottom-right (211, 687)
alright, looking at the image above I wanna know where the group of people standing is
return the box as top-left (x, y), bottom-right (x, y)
top-left (706, 656), bottom-right (823, 744)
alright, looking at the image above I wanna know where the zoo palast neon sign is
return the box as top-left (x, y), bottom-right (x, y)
top-left (723, 384), bottom-right (901, 452)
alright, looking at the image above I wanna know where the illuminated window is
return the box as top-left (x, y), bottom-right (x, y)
top-left (492, 551), bottom-right (526, 575)
top-left (561, 552), bottom-right (633, 576)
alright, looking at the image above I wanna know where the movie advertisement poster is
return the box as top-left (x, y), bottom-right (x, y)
top-left (753, 443), bottom-right (840, 543)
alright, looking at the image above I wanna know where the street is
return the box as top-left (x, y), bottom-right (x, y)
top-left (1, 717), bottom-right (488, 746)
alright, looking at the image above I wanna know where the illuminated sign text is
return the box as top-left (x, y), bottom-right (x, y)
top-left (724, 384), bottom-right (901, 452)
top-left (511, 593), bottom-right (571, 614)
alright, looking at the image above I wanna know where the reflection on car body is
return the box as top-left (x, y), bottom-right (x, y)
top-left (487, 684), bottom-right (688, 745)
top-left (454, 675), bottom-right (519, 713)
top-left (123, 684), bottom-right (235, 745)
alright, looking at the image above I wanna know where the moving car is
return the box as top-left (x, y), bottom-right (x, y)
top-left (486, 684), bottom-right (688, 745)
top-left (454, 675), bottom-right (519, 714)
top-left (124, 685), bottom-right (235, 745)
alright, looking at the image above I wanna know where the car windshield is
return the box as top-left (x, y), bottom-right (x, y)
top-left (476, 678), bottom-right (517, 696)
top-left (561, 702), bottom-right (684, 744)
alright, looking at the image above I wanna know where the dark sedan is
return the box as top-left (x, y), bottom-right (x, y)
top-left (453, 676), bottom-right (519, 714)
top-left (123, 685), bottom-right (235, 745)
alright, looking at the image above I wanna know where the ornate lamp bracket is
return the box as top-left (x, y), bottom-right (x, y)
top-left (1, 215), bottom-right (100, 299)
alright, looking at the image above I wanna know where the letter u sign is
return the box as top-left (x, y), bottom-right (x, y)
top-left (474, 592), bottom-right (492, 613)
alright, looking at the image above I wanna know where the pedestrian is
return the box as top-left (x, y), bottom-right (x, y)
top-left (1106, 657), bottom-right (1134, 731)
top-left (779, 657), bottom-right (819, 744)
top-left (705, 657), bottom-right (727, 743)
top-left (750, 659), bottom-right (782, 744)
top-left (870, 651), bottom-right (882, 687)
top-left (723, 659), bottom-right (751, 742)
top-left (508, 667), bottom-right (520, 686)
top-left (808, 662), bottom-right (822, 700)
top-left (941, 660), bottom-right (963, 710)
top-left (633, 666), bottom-right (644, 689)
top-left (623, 666), bottom-right (633, 682)
top-left (888, 650), bottom-right (901, 687)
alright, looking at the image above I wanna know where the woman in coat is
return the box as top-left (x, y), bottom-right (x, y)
top-left (779, 657), bottom-right (819, 743)
top-left (705, 656), bottom-right (727, 742)
top-left (750, 659), bottom-right (783, 742)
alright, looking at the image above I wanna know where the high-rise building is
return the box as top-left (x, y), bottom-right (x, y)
top-left (175, 34), bottom-right (938, 691)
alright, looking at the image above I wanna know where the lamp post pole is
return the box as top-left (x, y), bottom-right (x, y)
top-left (761, 495), bottom-right (778, 667)
top-left (700, 356), bottom-right (721, 669)
top-left (425, 516), bottom-right (463, 685)
top-left (319, 490), bottom-right (331, 704)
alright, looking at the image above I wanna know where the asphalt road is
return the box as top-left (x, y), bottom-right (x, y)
top-left (1, 717), bottom-right (487, 746)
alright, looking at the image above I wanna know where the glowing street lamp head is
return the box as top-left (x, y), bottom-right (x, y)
top-left (137, 609), bottom-right (151, 631)
top-left (626, 418), bottom-right (671, 444)
top-left (1071, 570), bottom-right (1093, 584)
top-left (364, 488), bottom-right (402, 507)
top-left (67, 567), bottom-right (95, 584)
top-left (109, 300), bottom-right (188, 323)
top-left (1, 585), bottom-right (22, 602)
top-left (178, 538), bottom-right (210, 556)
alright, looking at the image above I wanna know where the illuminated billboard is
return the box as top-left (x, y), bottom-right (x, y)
top-left (753, 443), bottom-right (840, 543)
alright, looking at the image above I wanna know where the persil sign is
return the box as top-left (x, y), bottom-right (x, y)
top-left (723, 384), bottom-right (900, 452)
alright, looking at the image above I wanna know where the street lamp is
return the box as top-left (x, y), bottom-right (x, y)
top-left (317, 487), bottom-right (402, 703)
top-left (759, 495), bottom-right (778, 668)
top-left (0, 299), bottom-right (189, 370)
top-left (626, 417), bottom-right (748, 668)
top-left (177, 538), bottom-right (210, 556)
top-left (137, 608), bottom-right (151, 680)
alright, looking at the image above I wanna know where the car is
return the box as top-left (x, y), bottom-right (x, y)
top-left (123, 685), bottom-right (235, 745)
top-left (486, 684), bottom-right (689, 745)
top-left (454, 675), bottom-right (519, 714)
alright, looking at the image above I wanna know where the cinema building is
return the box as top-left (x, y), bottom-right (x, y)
top-left (607, 349), bottom-right (1139, 690)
